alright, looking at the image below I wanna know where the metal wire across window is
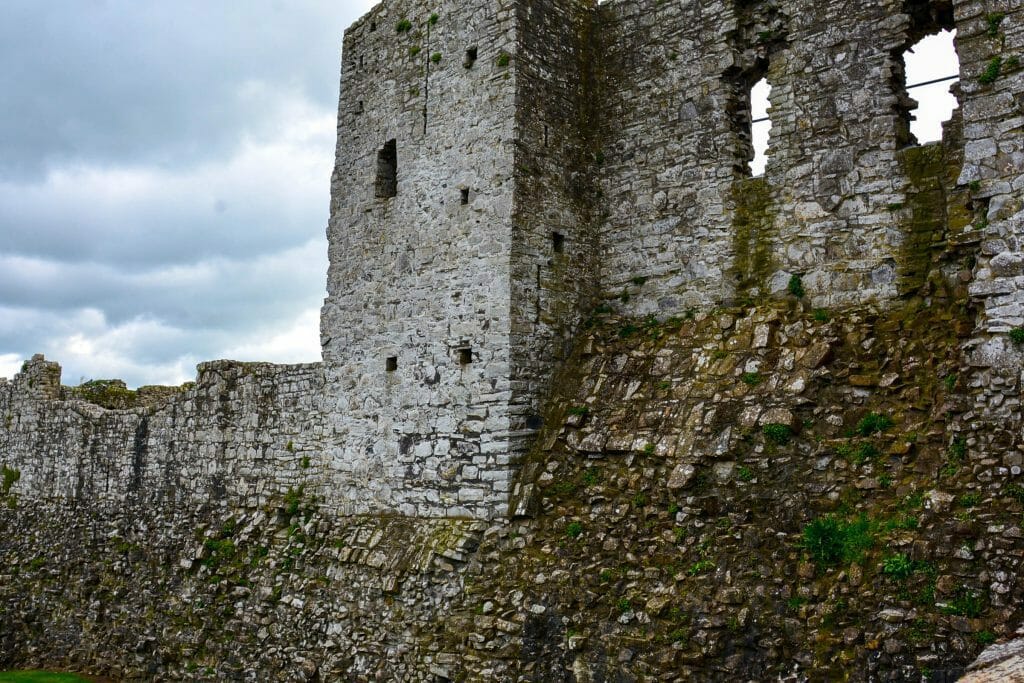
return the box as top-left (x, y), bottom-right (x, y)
top-left (749, 74), bottom-right (959, 124)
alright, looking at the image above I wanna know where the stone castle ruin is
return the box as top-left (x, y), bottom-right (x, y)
top-left (2, 0), bottom-right (1023, 679)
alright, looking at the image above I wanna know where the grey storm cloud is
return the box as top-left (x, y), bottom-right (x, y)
top-left (0, 0), bottom-right (378, 387)
top-left (0, 0), bottom-right (354, 181)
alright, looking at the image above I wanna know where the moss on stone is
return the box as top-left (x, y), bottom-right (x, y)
top-left (730, 177), bottom-right (774, 298)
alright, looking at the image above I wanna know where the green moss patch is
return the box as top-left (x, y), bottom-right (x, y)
top-left (0, 673), bottom-right (98, 683)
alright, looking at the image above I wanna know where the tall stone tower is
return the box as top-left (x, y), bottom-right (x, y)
top-left (318, 0), bottom-right (599, 518)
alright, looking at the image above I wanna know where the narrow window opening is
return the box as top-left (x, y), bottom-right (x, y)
top-left (375, 139), bottom-right (397, 199)
top-left (552, 231), bottom-right (565, 254)
top-left (359, 55), bottom-right (364, 68)
top-left (727, 59), bottom-right (770, 178)
top-left (900, 29), bottom-right (959, 145)
top-left (544, 125), bottom-right (549, 147)
top-left (369, 21), bottom-right (377, 32)
top-left (750, 77), bottom-right (772, 177)
top-left (459, 348), bottom-right (473, 365)
top-left (464, 47), bottom-right (478, 69)
top-left (460, 188), bottom-right (470, 205)
top-left (356, 101), bottom-right (364, 115)
top-left (386, 356), bottom-right (398, 372)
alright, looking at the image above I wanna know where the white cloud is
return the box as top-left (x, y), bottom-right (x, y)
top-left (223, 307), bottom-right (323, 364)
top-left (0, 353), bottom-right (22, 381)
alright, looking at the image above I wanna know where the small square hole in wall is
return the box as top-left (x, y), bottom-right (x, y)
top-left (375, 139), bottom-right (397, 199)
top-left (386, 356), bottom-right (398, 372)
top-left (464, 47), bottom-right (478, 69)
top-left (369, 21), bottom-right (376, 31)
top-left (552, 231), bottom-right (565, 254)
top-left (459, 348), bottom-right (473, 365)
top-left (460, 188), bottom-right (470, 205)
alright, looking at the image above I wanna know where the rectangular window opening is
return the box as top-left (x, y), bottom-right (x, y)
top-left (544, 125), bottom-right (549, 147)
top-left (749, 77), bottom-right (771, 177)
top-left (460, 188), bottom-right (470, 205)
top-left (552, 231), bottom-right (565, 254)
top-left (386, 356), bottom-right (398, 372)
top-left (464, 47), bottom-right (478, 69)
top-left (459, 348), bottom-right (473, 365)
top-left (375, 139), bottom-right (397, 199)
top-left (900, 29), bottom-right (960, 146)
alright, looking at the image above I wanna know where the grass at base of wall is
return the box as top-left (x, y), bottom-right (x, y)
top-left (0, 672), bottom-right (98, 683)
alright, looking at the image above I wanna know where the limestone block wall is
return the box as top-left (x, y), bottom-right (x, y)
top-left (0, 356), bottom-right (326, 512)
top-left (961, 1), bottom-right (1024, 336)
top-left (319, 0), bottom-right (520, 518)
top-left (509, 0), bottom-right (602, 442)
top-left (592, 0), bottom-right (1019, 315)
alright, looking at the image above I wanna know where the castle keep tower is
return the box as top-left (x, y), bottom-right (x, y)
top-left (318, 0), bottom-right (599, 518)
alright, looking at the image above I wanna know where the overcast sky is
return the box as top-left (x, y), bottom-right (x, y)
top-left (0, 4), bottom-right (958, 388)
top-left (0, 0), bottom-right (377, 387)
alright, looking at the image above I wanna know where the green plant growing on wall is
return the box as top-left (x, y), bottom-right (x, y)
top-left (409, 45), bottom-right (422, 58)
top-left (429, 12), bottom-right (439, 25)
top-left (943, 587), bottom-right (984, 618)
top-left (838, 441), bottom-right (879, 465)
top-left (941, 435), bottom-right (967, 477)
top-left (787, 274), bottom-right (805, 298)
top-left (975, 630), bottom-right (997, 645)
top-left (1005, 483), bottom-right (1024, 504)
top-left (496, 51), bottom-right (510, 67)
top-left (881, 553), bottom-right (913, 580)
top-left (740, 372), bottom-right (762, 386)
top-left (1, 465), bottom-right (19, 496)
top-left (566, 521), bottom-right (583, 538)
top-left (763, 423), bottom-right (792, 445)
top-left (958, 492), bottom-right (981, 508)
top-left (430, 52), bottom-right (442, 64)
top-left (396, 18), bottom-right (412, 33)
top-left (856, 412), bottom-right (893, 437)
top-left (687, 559), bottom-right (715, 576)
top-left (979, 56), bottom-right (1002, 85)
top-left (802, 514), bottom-right (875, 567)
top-left (1009, 327), bottom-right (1024, 345)
top-left (986, 12), bottom-right (1006, 37)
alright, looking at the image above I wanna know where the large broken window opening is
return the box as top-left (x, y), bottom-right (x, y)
top-left (375, 139), bottom-right (398, 199)
top-left (902, 31), bottom-right (959, 144)
top-left (894, 2), bottom-right (959, 146)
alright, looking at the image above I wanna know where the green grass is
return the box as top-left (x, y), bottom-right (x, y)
top-left (802, 514), bottom-right (876, 567)
top-left (0, 673), bottom-right (97, 683)
top-left (855, 412), bottom-right (893, 437)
